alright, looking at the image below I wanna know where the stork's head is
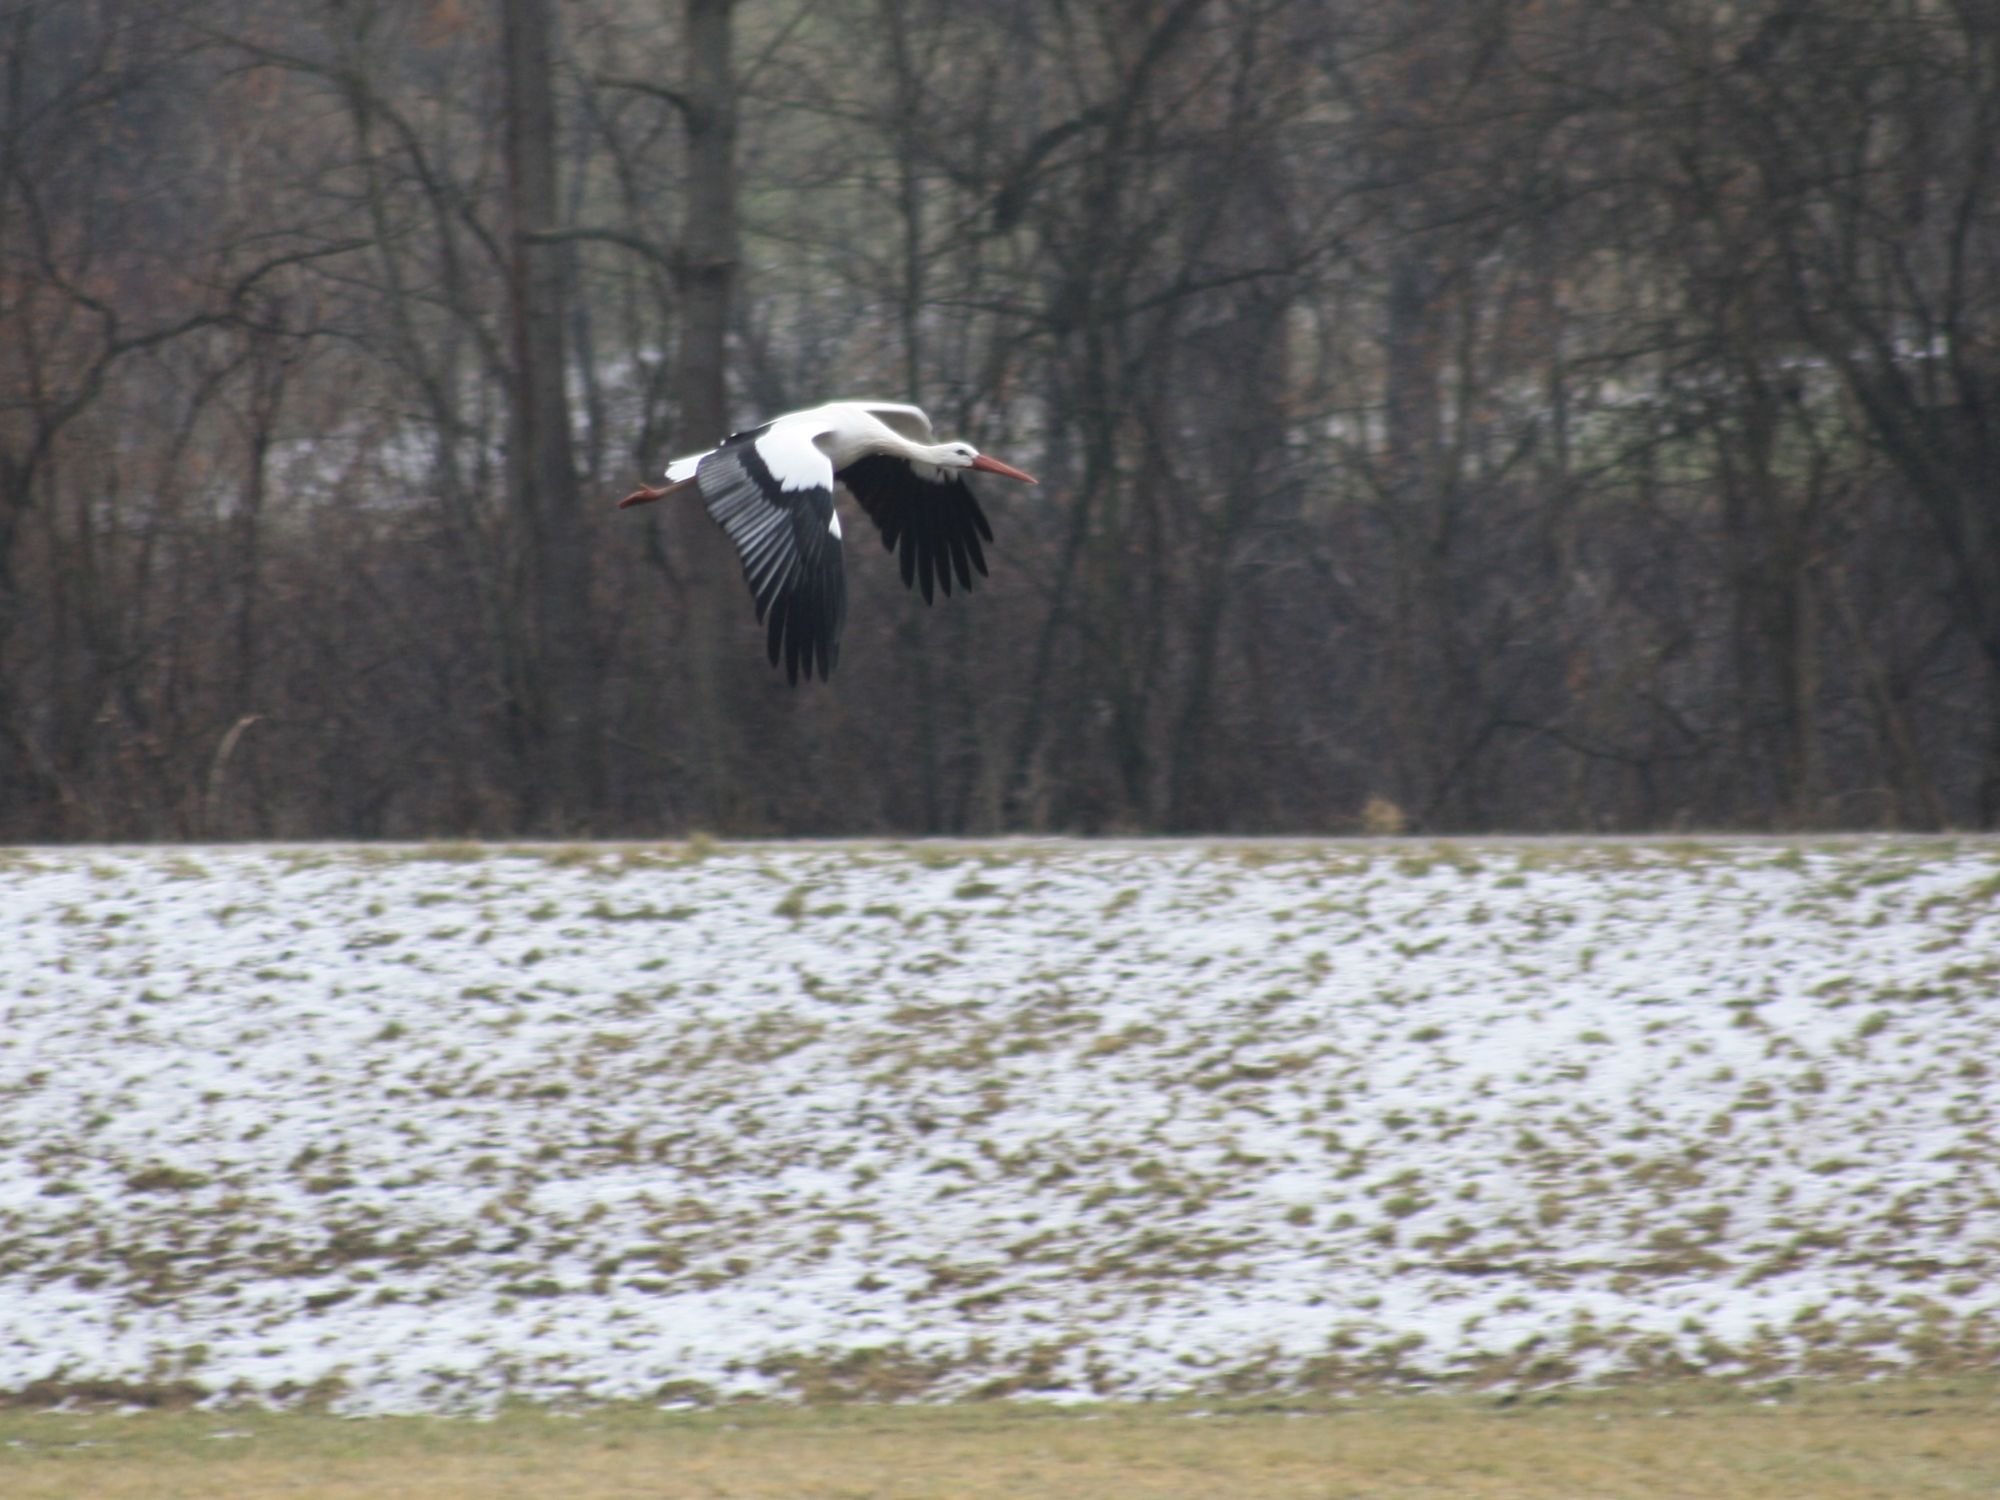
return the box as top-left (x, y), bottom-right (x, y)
top-left (934, 442), bottom-right (1038, 483)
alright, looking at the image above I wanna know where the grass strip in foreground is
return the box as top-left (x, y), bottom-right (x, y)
top-left (2, 1379), bottom-right (1994, 1499)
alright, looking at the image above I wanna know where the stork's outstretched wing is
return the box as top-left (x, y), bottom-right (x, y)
top-left (837, 452), bottom-right (992, 606)
top-left (696, 427), bottom-right (848, 683)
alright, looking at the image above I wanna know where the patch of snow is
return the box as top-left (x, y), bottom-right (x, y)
top-left (0, 839), bottom-right (1996, 1412)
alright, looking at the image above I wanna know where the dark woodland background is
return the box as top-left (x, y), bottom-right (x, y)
top-left (5, 0), bottom-right (2000, 840)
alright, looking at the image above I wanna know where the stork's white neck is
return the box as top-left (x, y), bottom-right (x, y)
top-left (818, 418), bottom-right (957, 474)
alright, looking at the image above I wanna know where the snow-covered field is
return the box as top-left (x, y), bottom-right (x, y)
top-left (2, 838), bottom-right (1997, 1413)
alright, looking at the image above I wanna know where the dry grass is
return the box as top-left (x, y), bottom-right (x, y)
top-left (3, 1380), bottom-right (1993, 1500)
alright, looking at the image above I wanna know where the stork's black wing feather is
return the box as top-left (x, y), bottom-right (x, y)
top-left (837, 453), bottom-right (992, 606)
top-left (696, 435), bottom-right (847, 684)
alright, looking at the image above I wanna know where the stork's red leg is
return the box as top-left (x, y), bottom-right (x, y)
top-left (618, 475), bottom-right (700, 509)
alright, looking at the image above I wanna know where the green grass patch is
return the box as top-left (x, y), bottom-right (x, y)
top-left (1, 1379), bottom-right (1994, 1500)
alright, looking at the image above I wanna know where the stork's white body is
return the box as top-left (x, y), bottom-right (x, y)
top-left (663, 402), bottom-right (948, 491)
top-left (620, 401), bottom-right (1037, 683)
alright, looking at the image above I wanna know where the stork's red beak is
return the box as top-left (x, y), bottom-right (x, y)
top-left (618, 483), bottom-right (669, 508)
top-left (970, 453), bottom-right (1038, 484)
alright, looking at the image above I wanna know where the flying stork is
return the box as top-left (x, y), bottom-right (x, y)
top-left (619, 401), bottom-right (1038, 683)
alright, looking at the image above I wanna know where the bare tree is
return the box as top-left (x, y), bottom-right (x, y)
top-left (9, 0), bottom-right (2000, 840)
top-left (503, 0), bottom-right (601, 830)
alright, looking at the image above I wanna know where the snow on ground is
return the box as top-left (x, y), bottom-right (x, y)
top-left (1, 837), bottom-right (1996, 1412)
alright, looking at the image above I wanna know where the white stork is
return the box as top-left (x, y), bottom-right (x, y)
top-left (619, 401), bottom-right (1038, 683)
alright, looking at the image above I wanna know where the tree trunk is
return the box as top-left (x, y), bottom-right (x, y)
top-left (502, 0), bottom-right (598, 831)
top-left (668, 0), bottom-right (742, 826)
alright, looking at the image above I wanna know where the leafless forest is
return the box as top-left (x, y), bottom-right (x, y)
top-left (4, 0), bottom-right (1997, 839)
